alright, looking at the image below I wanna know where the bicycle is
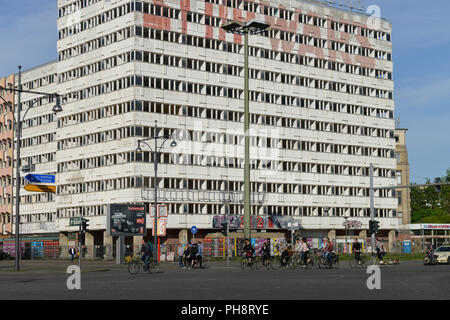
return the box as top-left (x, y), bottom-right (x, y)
top-left (349, 252), bottom-right (367, 268)
top-left (316, 251), bottom-right (338, 269)
top-left (298, 252), bottom-right (314, 269)
top-left (241, 255), bottom-right (258, 270)
top-left (127, 254), bottom-right (160, 274)
top-left (191, 255), bottom-right (208, 269)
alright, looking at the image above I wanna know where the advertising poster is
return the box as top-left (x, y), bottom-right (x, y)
top-left (107, 203), bottom-right (146, 236)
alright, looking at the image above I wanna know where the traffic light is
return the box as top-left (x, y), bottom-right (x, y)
top-left (435, 177), bottom-right (441, 193)
top-left (221, 222), bottom-right (228, 237)
top-left (81, 218), bottom-right (89, 233)
top-left (374, 220), bottom-right (379, 235)
top-left (369, 220), bottom-right (380, 235)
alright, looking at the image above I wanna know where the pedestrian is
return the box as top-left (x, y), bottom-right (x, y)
top-left (69, 246), bottom-right (76, 262)
top-left (177, 243), bottom-right (184, 268)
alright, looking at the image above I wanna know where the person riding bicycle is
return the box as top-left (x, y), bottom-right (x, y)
top-left (259, 241), bottom-right (271, 265)
top-left (243, 239), bottom-right (255, 266)
top-left (191, 241), bottom-right (204, 268)
top-left (321, 238), bottom-right (334, 265)
top-left (183, 243), bottom-right (192, 268)
top-left (280, 245), bottom-right (293, 267)
top-left (353, 239), bottom-right (362, 264)
top-left (140, 240), bottom-right (153, 270)
top-left (299, 238), bottom-right (310, 267)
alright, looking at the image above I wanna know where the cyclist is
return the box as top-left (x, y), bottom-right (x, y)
top-left (183, 243), bottom-right (192, 268)
top-left (259, 241), bottom-right (271, 266)
top-left (140, 240), bottom-right (153, 270)
top-left (190, 242), bottom-right (199, 268)
top-left (299, 238), bottom-right (310, 267)
top-left (321, 238), bottom-right (334, 266)
top-left (243, 239), bottom-right (255, 266)
top-left (353, 239), bottom-right (362, 265)
top-left (192, 241), bottom-right (204, 268)
top-left (280, 244), bottom-right (293, 267)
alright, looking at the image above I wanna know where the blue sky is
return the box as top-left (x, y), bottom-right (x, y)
top-left (0, 0), bottom-right (448, 182)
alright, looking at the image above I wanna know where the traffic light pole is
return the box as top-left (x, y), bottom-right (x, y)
top-left (78, 222), bottom-right (81, 269)
top-left (370, 164), bottom-right (375, 256)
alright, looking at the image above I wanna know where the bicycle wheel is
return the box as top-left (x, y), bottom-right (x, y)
top-left (358, 256), bottom-right (367, 268)
top-left (270, 257), bottom-right (281, 270)
top-left (149, 262), bottom-right (160, 273)
top-left (128, 261), bottom-right (140, 275)
top-left (200, 258), bottom-right (207, 269)
top-left (305, 257), bottom-right (314, 269)
top-left (349, 258), bottom-right (356, 268)
top-left (241, 257), bottom-right (248, 270)
top-left (317, 257), bottom-right (327, 269)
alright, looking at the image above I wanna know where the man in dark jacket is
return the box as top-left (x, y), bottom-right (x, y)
top-left (140, 240), bottom-right (153, 270)
top-left (69, 246), bottom-right (77, 263)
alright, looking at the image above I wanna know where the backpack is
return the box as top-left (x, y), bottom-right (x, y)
top-left (191, 243), bottom-right (199, 255)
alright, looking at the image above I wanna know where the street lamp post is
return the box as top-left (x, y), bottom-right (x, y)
top-left (221, 20), bottom-right (270, 240)
top-left (344, 216), bottom-right (349, 253)
top-left (136, 120), bottom-right (176, 264)
top-left (1, 66), bottom-right (62, 271)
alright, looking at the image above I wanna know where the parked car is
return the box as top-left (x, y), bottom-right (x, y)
top-left (433, 246), bottom-right (450, 264)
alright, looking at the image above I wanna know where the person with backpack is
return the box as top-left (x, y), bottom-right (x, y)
top-left (190, 242), bottom-right (199, 268)
top-left (140, 240), bottom-right (153, 270)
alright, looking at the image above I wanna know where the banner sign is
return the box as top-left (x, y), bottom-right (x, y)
top-left (107, 204), bottom-right (146, 236)
top-left (343, 220), bottom-right (363, 229)
top-left (25, 174), bottom-right (55, 184)
top-left (422, 224), bottom-right (450, 230)
top-left (212, 215), bottom-right (297, 229)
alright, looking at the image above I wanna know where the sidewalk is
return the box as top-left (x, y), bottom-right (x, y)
top-left (0, 259), bottom-right (241, 274)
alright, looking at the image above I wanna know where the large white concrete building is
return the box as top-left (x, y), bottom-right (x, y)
top-left (1, 0), bottom-right (398, 253)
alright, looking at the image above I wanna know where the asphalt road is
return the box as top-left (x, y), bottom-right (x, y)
top-left (0, 260), bottom-right (448, 300)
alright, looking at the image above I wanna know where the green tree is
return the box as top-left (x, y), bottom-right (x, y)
top-left (410, 168), bottom-right (450, 223)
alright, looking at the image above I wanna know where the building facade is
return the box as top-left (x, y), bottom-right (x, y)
top-left (394, 127), bottom-right (411, 227)
top-left (0, 75), bottom-right (15, 237)
top-left (2, 0), bottom-right (399, 254)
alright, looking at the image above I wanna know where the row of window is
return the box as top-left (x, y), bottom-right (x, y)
top-left (58, 0), bottom-right (102, 18)
top-left (60, 74), bottom-right (392, 120)
top-left (22, 74), bottom-right (57, 91)
top-left (20, 193), bottom-right (55, 205)
top-left (58, 26), bottom-right (132, 61)
top-left (17, 211), bottom-right (56, 223)
top-left (58, 100), bottom-right (392, 137)
top-left (20, 132), bottom-right (56, 148)
top-left (57, 123), bottom-right (394, 160)
top-left (58, 1), bottom-right (134, 39)
top-left (21, 152), bottom-right (56, 167)
top-left (57, 149), bottom-right (396, 179)
top-left (57, 175), bottom-right (396, 199)
top-left (56, 202), bottom-right (395, 218)
top-left (132, 47), bottom-right (392, 98)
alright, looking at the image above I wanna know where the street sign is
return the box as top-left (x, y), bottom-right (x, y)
top-left (70, 217), bottom-right (82, 226)
top-left (191, 226), bottom-right (197, 235)
top-left (24, 184), bottom-right (56, 193)
top-left (25, 174), bottom-right (55, 184)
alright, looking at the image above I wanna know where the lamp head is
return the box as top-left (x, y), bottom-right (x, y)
top-left (52, 95), bottom-right (63, 113)
top-left (170, 140), bottom-right (177, 148)
top-left (136, 141), bottom-right (143, 154)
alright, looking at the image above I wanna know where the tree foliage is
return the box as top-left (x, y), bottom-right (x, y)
top-left (410, 168), bottom-right (450, 223)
